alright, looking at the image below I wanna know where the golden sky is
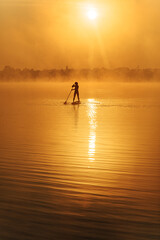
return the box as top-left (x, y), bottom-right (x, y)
top-left (0, 0), bottom-right (160, 69)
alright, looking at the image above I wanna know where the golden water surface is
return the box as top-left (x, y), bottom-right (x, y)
top-left (0, 82), bottom-right (160, 240)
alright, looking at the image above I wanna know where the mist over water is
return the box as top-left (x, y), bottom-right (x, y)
top-left (0, 81), bottom-right (160, 240)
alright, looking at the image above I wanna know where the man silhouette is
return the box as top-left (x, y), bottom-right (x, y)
top-left (72, 82), bottom-right (80, 102)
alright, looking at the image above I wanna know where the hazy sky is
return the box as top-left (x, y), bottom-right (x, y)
top-left (0, 0), bottom-right (160, 69)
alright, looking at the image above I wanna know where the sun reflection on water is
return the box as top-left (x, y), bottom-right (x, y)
top-left (87, 99), bottom-right (97, 163)
top-left (88, 133), bottom-right (96, 162)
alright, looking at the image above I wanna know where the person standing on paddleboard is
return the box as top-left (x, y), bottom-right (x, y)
top-left (72, 82), bottom-right (80, 103)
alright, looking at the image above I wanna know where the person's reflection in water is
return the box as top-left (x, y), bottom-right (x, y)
top-left (72, 82), bottom-right (80, 102)
top-left (73, 104), bottom-right (79, 128)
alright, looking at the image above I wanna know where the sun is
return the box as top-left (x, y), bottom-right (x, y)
top-left (87, 8), bottom-right (98, 20)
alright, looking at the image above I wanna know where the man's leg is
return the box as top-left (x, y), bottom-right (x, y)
top-left (73, 92), bottom-right (76, 102)
top-left (77, 91), bottom-right (80, 101)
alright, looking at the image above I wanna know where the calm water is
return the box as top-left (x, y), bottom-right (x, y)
top-left (0, 82), bottom-right (160, 240)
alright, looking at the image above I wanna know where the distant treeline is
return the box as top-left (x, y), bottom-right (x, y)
top-left (0, 66), bottom-right (160, 81)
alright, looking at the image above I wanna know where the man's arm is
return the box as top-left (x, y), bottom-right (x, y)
top-left (71, 84), bottom-right (75, 90)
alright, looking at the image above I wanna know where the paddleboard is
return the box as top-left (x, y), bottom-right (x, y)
top-left (72, 101), bottom-right (81, 105)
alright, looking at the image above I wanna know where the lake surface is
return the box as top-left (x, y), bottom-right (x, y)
top-left (0, 82), bottom-right (160, 240)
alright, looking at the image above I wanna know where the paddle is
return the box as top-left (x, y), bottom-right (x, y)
top-left (64, 89), bottom-right (72, 104)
